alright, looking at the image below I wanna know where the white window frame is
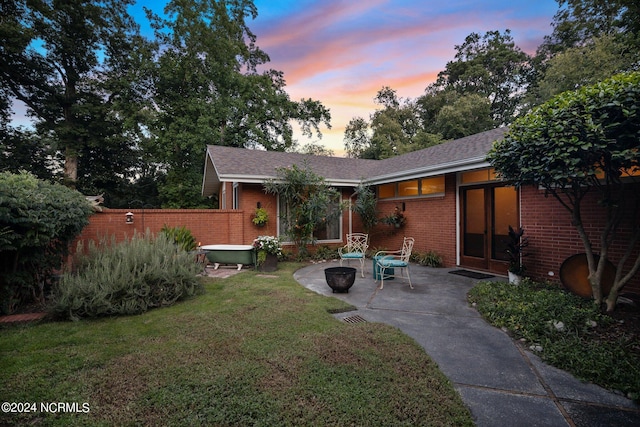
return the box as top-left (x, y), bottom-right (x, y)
top-left (232, 182), bottom-right (239, 210)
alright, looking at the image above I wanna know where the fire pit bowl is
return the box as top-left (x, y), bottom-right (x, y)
top-left (324, 267), bottom-right (357, 293)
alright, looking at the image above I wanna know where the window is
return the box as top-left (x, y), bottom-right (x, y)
top-left (378, 183), bottom-right (395, 199)
top-left (221, 184), bottom-right (227, 209)
top-left (232, 183), bottom-right (239, 210)
top-left (398, 180), bottom-right (419, 197)
top-left (278, 194), bottom-right (342, 242)
top-left (421, 176), bottom-right (445, 195)
top-left (460, 168), bottom-right (497, 184)
top-left (378, 175), bottom-right (445, 199)
top-left (313, 197), bottom-right (341, 241)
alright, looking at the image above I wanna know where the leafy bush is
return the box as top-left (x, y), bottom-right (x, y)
top-left (469, 279), bottom-right (639, 400)
top-left (311, 245), bottom-right (339, 261)
top-left (0, 171), bottom-right (93, 314)
top-left (50, 232), bottom-right (203, 320)
top-left (160, 224), bottom-right (197, 252)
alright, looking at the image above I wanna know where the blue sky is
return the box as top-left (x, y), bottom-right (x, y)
top-left (18, 0), bottom-right (562, 155)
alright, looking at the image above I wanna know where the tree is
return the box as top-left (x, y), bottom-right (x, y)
top-left (530, 35), bottom-right (635, 106)
top-left (0, 0), bottom-right (147, 189)
top-left (435, 30), bottom-right (532, 125)
top-left (343, 87), bottom-right (442, 159)
top-left (147, 0), bottom-right (331, 207)
top-left (487, 72), bottom-right (640, 312)
top-left (529, 0), bottom-right (640, 108)
top-left (539, 0), bottom-right (640, 57)
top-left (263, 163), bottom-right (343, 258)
top-left (433, 93), bottom-right (494, 139)
top-left (0, 126), bottom-right (53, 179)
top-left (291, 141), bottom-right (335, 157)
top-left (344, 116), bottom-right (373, 158)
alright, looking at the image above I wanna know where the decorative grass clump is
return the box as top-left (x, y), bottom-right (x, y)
top-left (411, 250), bottom-right (443, 267)
top-left (50, 232), bottom-right (203, 320)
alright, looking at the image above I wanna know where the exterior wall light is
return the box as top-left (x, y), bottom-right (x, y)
top-left (125, 212), bottom-right (134, 224)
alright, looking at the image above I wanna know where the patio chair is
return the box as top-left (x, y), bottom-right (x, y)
top-left (374, 237), bottom-right (415, 289)
top-left (338, 233), bottom-right (369, 277)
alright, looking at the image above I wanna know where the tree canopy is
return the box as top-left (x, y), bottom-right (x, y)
top-left (144, 0), bottom-right (331, 207)
top-left (0, 0), bottom-right (146, 194)
top-left (344, 30), bottom-right (529, 158)
top-left (1, 0), bottom-right (331, 208)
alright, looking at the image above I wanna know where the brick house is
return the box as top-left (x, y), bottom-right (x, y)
top-left (201, 127), bottom-right (640, 293)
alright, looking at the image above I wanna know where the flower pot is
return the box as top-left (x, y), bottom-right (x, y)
top-left (324, 267), bottom-right (357, 293)
top-left (258, 253), bottom-right (278, 272)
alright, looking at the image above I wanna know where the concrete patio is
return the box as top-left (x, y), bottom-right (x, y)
top-left (294, 260), bottom-right (640, 427)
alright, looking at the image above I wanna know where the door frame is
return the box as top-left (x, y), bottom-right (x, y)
top-left (457, 181), bottom-right (519, 274)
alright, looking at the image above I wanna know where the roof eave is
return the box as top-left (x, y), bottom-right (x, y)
top-left (217, 174), bottom-right (362, 188)
top-left (368, 156), bottom-right (490, 185)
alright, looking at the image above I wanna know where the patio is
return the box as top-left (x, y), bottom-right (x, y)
top-left (294, 260), bottom-right (640, 427)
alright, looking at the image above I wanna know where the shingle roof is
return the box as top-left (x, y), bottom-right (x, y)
top-left (202, 127), bottom-right (508, 195)
top-left (207, 145), bottom-right (379, 182)
top-left (371, 127), bottom-right (509, 183)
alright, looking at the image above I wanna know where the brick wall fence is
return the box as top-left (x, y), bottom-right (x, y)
top-left (77, 209), bottom-right (247, 249)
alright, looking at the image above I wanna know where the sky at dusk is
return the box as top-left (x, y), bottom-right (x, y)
top-left (13, 0), bottom-right (562, 156)
top-left (136, 0), bottom-right (561, 155)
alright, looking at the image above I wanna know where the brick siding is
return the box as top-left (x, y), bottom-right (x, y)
top-left (74, 178), bottom-right (639, 294)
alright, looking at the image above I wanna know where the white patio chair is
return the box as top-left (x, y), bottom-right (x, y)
top-left (374, 237), bottom-right (415, 289)
top-left (338, 233), bottom-right (369, 277)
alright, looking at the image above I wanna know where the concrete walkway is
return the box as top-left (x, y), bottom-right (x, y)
top-left (294, 260), bottom-right (640, 427)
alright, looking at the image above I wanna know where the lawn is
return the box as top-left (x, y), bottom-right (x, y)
top-left (0, 262), bottom-right (473, 426)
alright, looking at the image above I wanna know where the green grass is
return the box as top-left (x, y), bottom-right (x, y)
top-left (1, 262), bottom-right (473, 426)
top-left (468, 278), bottom-right (640, 401)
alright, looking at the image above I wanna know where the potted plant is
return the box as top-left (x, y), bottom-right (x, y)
top-left (505, 226), bottom-right (529, 284)
top-left (252, 235), bottom-right (282, 272)
top-left (252, 207), bottom-right (269, 227)
top-left (381, 207), bottom-right (406, 228)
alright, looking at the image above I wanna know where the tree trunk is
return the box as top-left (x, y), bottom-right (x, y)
top-left (64, 148), bottom-right (78, 189)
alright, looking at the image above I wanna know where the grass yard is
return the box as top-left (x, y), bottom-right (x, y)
top-left (1, 262), bottom-right (473, 426)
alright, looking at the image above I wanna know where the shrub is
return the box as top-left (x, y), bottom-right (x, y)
top-left (0, 171), bottom-right (93, 314)
top-left (311, 245), bottom-right (339, 261)
top-left (468, 279), bottom-right (640, 400)
top-left (50, 232), bottom-right (203, 320)
top-left (160, 225), bottom-right (197, 252)
top-left (411, 250), bottom-right (443, 267)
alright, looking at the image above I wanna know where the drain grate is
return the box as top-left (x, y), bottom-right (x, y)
top-left (342, 315), bottom-right (367, 324)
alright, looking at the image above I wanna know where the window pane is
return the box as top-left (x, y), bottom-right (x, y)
top-left (421, 176), bottom-right (445, 195)
top-left (398, 180), bottom-right (419, 197)
top-left (278, 196), bottom-right (292, 240)
top-left (492, 186), bottom-right (518, 260)
top-left (464, 188), bottom-right (485, 258)
top-left (378, 183), bottom-right (395, 199)
top-left (461, 168), bottom-right (496, 184)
